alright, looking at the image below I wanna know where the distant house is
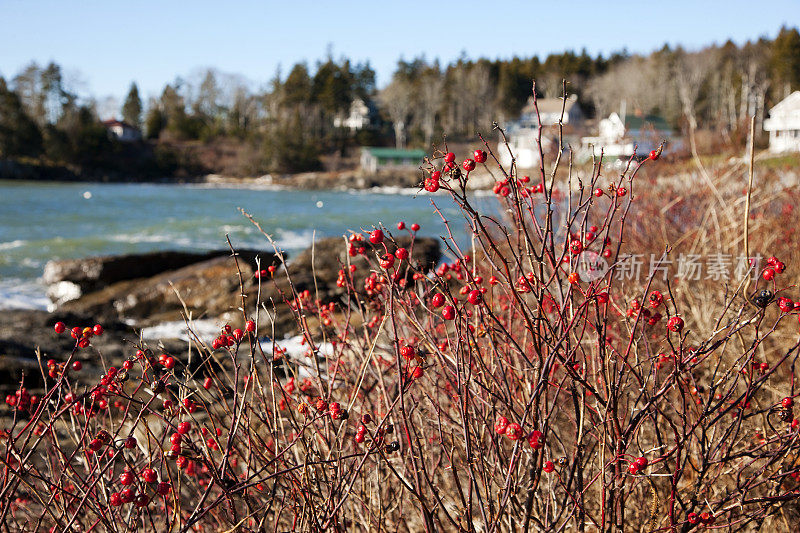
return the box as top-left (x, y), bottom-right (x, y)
top-left (581, 112), bottom-right (672, 158)
top-left (360, 147), bottom-right (426, 173)
top-left (498, 94), bottom-right (583, 169)
top-left (334, 98), bottom-right (376, 131)
top-left (102, 119), bottom-right (141, 142)
top-left (519, 94), bottom-right (584, 127)
top-left (764, 91), bottom-right (800, 153)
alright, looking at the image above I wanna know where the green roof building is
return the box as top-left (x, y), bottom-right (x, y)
top-left (360, 147), bottom-right (426, 173)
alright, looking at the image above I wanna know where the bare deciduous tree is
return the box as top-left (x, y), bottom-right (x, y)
top-left (380, 76), bottom-right (414, 148)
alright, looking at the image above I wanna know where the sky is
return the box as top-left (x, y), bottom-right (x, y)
top-left (1, 0), bottom-right (798, 105)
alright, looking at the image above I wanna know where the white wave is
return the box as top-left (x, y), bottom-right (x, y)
top-left (0, 239), bottom-right (28, 251)
top-left (0, 279), bottom-right (50, 310)
top-left (274, 229), bottom-right (314, 252)
top-left (109, 233), bottom-right (197, 247)
top-left (139, 319), bottom-right (222, 341)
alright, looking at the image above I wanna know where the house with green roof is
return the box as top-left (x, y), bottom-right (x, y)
top-left (360, 147), bottom-right (426, 173)
top-left (581, 111), bottom-right (673, 158)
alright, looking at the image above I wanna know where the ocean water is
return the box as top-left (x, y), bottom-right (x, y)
top-left (0, 180), bottom-right (491, 310)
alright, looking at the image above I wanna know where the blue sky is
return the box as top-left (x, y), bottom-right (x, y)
top-left (1, 0), bottom-right (797, 102)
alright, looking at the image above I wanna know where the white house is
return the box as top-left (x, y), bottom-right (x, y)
top-left (334, 98), bottom-right (374, 131)
top-left (498, 95), bottom-right (582, 169)
top-left (581, 112), bottom-right (672, 159)
top-left (764, 91), bottom-right (800, 153)
top-left (102, 119), bottom-right (141, 142)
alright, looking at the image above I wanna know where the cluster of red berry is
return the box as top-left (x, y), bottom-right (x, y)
top-left (54, 321), bottom-right (103, 348)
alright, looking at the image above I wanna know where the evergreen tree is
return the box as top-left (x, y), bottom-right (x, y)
top-left (771, 26), bottom-right (800, 98)
top-left (122, 82), bottom-right (143, 128)
top-left (0, 77), bottom-right (43, 157)
top-left (144, 105), bottom-right (165, 140)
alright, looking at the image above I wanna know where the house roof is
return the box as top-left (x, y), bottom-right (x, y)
top-left (362, 147), bottom-right (427, 159)
top-left (623, 114), bottom-right (671, 132)
top-left (769, 91), bottom-right (800, 114)
top-left (102, 119), bottom-right (139, 130)
top-left (520, 94), bottom-right (579, 116)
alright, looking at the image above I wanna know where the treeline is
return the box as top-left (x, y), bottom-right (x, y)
top-left (1, 26), bottom-right (798, 177)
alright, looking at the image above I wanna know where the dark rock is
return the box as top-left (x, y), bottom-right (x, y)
top-left (0, 309), bottom-right (190, 395)
top-left (61, 254), bottom-right (265, 325)
top-left (44, 249), bottom-right (281, 295)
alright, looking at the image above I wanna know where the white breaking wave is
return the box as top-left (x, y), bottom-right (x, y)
top-left (273, 229), bottom-right (315, 252)
top-left (139, 319), bottom-right (223, 342)
top-left (0, 279), bottom-right (50, 310)
top-left (0, 240), bottom-right (28, 251)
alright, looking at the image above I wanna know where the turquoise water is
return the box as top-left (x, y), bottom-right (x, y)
top-left (0, 180), bottom-right (486, 309)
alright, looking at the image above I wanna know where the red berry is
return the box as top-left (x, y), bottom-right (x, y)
top-left (397, 221), bottom-right (405, 230)
top-left (649, 291), bottom-right (663, 308)
top-left (120, 472), bottom-right (134, 486)
top-left (203, 377), bottom-right (213, 389)
top-left (395, 247), bottom-right (409, 260)
top-left (124, 436), bottom-right (137, 449)
top-left (233, 328), bottom-right (244, 341)
top-left (177, 422), bottom-right (191, 435)
top-left (141, 468), bottom-right (157, 483)
top-left (467, 290), bottom-right (481, 305)
top-left (543, 460), bottom-right (555, 473)
top-left (494, 416), bottom-right (509, 435)
top-left (109, 492), bottom-right (122, 506)
top-left (424, 177), bottom-right (440, 192)
top-left (411, 366), bottom-right (423, 379)
top-left (157, 481), bottom-right (171, 496)
top-left (473, 149), bottom-right (487, 163)
top-left (593, 188), bottom-right (604, 197)
top-left (135, 494), bottom-right (150, 507)
top-left (369, 229), bottom-right (384, 244)
top-left (442, 305), bottom-right (456, 320)
top-left (72, 361), bottom-right (82, 371)
top-left (649, 150), bottom-right (659, 160)
top-left (431, 293), bottom-right (445, 308)
top-left (462, 159), bottom-right (476, 172)
top-left (505, 423), bottom-right (522, 440)
top-left (54, 322), bottom-right (66, 334)
top-left (528, 430), bottom-right (544, 449)
top-left (410, 223), bottom-right (420, 232)
top-left (245, 320), bottom-right (255, 332)
top-left (444, 152), bottom-right (455, 163)
top-left (635, 456), bottom-right (648, 469)
top-left (667, 316), bottom-right (684, 333)
top-left (616, 187), bottom-right (627, 197)
top-left (379, 253), bottom-right (395, 269)
top-left (163, 357), bottom-right (175, 370)
top-left (93, 324), bottom-right (103, 336)
top-left (782, 397), bottom-right (794, 408)
top-left (399, 345), bottom-right (415, 360)
top-left (762, 268), bottom-right (775, 281)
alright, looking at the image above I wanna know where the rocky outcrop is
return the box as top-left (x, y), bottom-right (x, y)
top-left (59, 252), bottom-right (279, 325)
top-left (43, 249), bottom-right (279, 296)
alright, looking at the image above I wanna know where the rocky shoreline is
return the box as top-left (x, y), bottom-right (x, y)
top-left (0, 236), bottom-right (441, 395)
